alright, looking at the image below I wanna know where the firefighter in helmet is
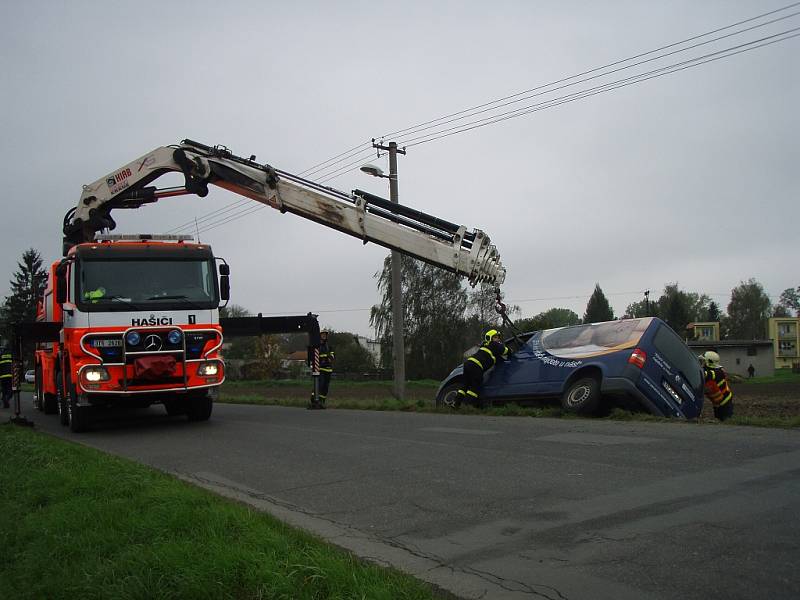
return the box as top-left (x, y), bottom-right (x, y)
top-left (701, 350), bottom-right (734, 421)
top-left (0, 344), bottom-right (12, 409)
top-left (309, 330), bottom-right (334, 409)
top-left (456, 329), bottom-right (509, 409)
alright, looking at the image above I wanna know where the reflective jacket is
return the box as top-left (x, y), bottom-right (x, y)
top-left (703, 366), bottom-right (732, 407)
top-left (319, 342), bottom-right (334, 373)
top-left (0, 350), bottom-right (12, 379)
top-left (466, 340), bottom-right (509, 373)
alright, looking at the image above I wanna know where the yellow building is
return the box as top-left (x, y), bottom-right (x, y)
top-left (769, 317), bottom-right (800, 370)
top-left (686, 322), bottom-right (720, 342)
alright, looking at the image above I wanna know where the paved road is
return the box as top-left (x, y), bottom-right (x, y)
top-left (18, 396), bottom-right (800, 600)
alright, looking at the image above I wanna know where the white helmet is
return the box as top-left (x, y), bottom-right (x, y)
top-left (703, 350), bottom-right (721, 368)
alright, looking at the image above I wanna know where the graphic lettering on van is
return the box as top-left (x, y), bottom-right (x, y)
top-left (530, 338), bottom-right (582, 368)
top-left (132, 314), bottom-right (173, 326)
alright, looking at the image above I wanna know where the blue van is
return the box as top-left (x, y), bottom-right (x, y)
top-left (436, 317), bottom-right (704, 418)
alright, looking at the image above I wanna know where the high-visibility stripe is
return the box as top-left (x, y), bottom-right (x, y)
top-left (479, 346), bottom-right (496, 364)
top-left (320, 367), bottom-right (333, 373)
top-left (466, 390), bottom-right (478, 398)
top-left (467, 356), bottom-right (483, 368)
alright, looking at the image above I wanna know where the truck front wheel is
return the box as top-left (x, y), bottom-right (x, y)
top-left (67, 381), bottom-right (91, 433)
top-left (186, 393), bottom-right (213, 422)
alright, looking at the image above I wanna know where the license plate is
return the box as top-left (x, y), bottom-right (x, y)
top-left (93, 339), bottom-right (123, 348)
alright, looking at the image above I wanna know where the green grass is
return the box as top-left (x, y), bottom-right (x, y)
top-left (0, 425), bottom-right (448, 600)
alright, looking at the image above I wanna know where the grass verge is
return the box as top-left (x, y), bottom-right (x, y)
top-left (0, 425), bottom-right (448, 600)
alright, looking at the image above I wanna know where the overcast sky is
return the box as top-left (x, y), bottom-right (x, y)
top-left (1, 1), bottom-right (797, 338)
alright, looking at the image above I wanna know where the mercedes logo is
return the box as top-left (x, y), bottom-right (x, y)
top-left (144, 334), bottom-right (162, 351)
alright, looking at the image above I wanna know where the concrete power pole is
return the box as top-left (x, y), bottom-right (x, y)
top-left (373, 140), bottom-right (406, 400)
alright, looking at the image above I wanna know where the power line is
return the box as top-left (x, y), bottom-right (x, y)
top-left (379, 2), bottom-right (800, 140)
top-left (400, 27), bottom-right (800, 147)
top-left (163, 4), bottom-right (799, 235)
top-left (386, 12), bottom-right (799, 147)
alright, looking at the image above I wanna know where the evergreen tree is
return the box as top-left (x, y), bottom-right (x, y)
top-left (726, 279), bottom-right (772, 339)
top-left (778, 286), bottom-right (799, 316)
top-left (656, 283), bottom-right (693, 333)
top-left (706, 300), bottom-right (722, 322)
top-left (583, 284), bottom-right (614, 323)
top-left (1, 248), bottom-right (48, 347)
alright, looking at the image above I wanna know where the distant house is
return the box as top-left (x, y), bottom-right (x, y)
top-left (686, 321), bottom-right (720, 342)
top-left (281, 350), bottom-right (310, 374)
top-left (688, 339), bottom-right (774, 379)
top-left (768, 317), bottom-right (800, 371)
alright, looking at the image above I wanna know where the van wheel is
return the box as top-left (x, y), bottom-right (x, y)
top-left (186, 393), bottom-right (212, 422)
top-left (561, 377), bottom-right (600, 414)
top-left (436, 382), bottom-right (462, 409)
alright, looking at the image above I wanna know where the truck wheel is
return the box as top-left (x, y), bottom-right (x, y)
top-left (56, 372), bottom-right (69, 426)
top-left (436, 382), bottom-right (462, 409)
top-left (67, 382), bottom-right (91, 433)
top-left (34, 366), bottom-right (43, 411)
top-left (561, 377), bottom-right (601, 414)
top-left (164, 399), bottom-right (186, 416)
top-left (186, 393), bottom-right (212, 422)
top-left (37, 366), bottom-right (58, 414)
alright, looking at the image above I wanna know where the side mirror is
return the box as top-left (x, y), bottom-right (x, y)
top-left (55, 265), bottom-right (67, 304)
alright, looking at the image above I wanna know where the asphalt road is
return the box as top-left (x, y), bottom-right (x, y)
top-left (16, 395), bottom-right (800, 600)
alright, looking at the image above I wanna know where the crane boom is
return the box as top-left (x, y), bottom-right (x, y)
top-left (64, 139), bottom-right (505, 285)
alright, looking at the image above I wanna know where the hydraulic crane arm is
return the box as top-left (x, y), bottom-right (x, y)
top-left (64, 139), bottom-right (505, 285)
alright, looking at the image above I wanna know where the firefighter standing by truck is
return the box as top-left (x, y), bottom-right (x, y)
top-left (456, 329), bottom-right (509, 409)
top-left (701, 350), bottom-right (734, 421)
top-left (309, 330), bottom-right (334, 410)
top-left (0, 345), bottom-right (12, 408)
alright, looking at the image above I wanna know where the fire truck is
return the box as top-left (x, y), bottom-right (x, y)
top-left (31, 139), bottom-right (506, 432)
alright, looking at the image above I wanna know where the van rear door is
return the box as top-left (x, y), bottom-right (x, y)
top-left (639, 323), bottom-right (704, 418)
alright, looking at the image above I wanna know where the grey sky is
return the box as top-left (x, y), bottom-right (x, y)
top-left (1, 1), bottom-right (797, 337)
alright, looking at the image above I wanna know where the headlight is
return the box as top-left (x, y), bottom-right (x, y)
top-left (84, 367), bottom-right (110, 382)
top-left (167, 329), bottom-right (183, 345)
top-left (197, 362), bottom-right (219, 376)
top-left (126, 331), bottom-right (141, 346)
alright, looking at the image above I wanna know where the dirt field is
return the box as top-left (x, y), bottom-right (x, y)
top-left (707, 381), bottom-right (800, 420)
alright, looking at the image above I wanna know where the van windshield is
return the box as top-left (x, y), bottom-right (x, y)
top-left (652, 324), bottom-right (703, 388)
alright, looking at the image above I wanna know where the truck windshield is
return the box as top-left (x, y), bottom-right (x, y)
top-left (78, 259), bottom-right (218, 310)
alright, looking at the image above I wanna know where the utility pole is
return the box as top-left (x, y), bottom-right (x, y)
top-left (373, 140), bottom-right (406, 400)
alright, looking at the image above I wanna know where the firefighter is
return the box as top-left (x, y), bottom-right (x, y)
top-left (456, 329), bottom-right (508, 409)
top-left (309, 330), bottom-right (334, 409)
top-left (0, 345), bottom-right (12, 409)
top-left (701, 350), bottom-right (734, 421)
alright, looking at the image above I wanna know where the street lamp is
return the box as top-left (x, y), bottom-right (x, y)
top-left (361, 142), bottom-right (405, 401)
top-left (359, 164), bottom-right (388, 179)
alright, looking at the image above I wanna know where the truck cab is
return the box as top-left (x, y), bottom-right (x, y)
top-left (35, 234), bottom-right (228, 431)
